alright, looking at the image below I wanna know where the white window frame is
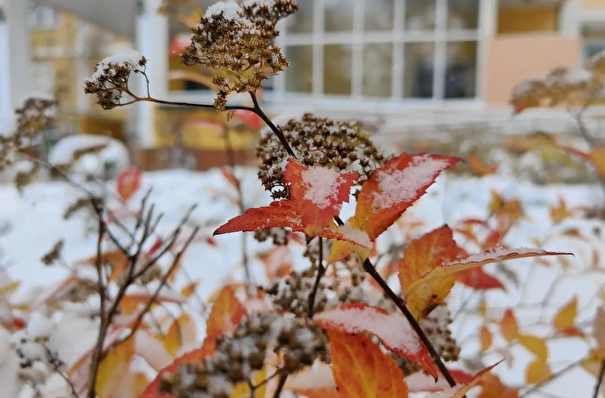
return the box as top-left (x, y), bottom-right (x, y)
top-left (29, 5), bottom-right (59, 30)
top-left (161, 0), bottom-right (492, 112)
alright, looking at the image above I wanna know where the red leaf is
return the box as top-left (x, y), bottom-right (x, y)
top-left (147, 238), bottom-right (163, 256)
top-left (351, 152), bottom-right (461, 240)
top-left (214, 200), bottom-right (371, 249)
top-left (457, 268), bottom-right (505, 290)
top-left (232, 109), bottom-right (263, 130)
top-left (314, 303), bottom-right (439, 378)
top-left (285, 158), bottom-right (358, 235)
top-left (117, 167), bottom-right (142, 201)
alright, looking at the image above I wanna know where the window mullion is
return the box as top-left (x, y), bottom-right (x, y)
top-left (313, 0), bottom-right (324, 97)
top-left (433, 0), bottom-right (447, 101)
top-left (352, 0), bottom-right (364, 99)
top-left (392, 0), bottom-right (405, 100)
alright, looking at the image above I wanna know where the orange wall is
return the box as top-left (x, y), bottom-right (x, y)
top-left (497, 7), bottom-right (558, 34)
top-left (581, 0), bottom-right (605, 9)
top-left (486, 35), bottom-right (580, 106)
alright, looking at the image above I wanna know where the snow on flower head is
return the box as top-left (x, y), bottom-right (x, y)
top-left (182, 0), bottom-right (298, 110)
top-left (84, 49), bottom-right (146, 110)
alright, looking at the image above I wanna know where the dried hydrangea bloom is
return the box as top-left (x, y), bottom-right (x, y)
top-left (586, 49), bottom-right (605, 75)
top-left (256, 113), bottom-right (389, 199)
top-left (84, 49), bottom-right (146, 110)
top-left (544, 67), bottom-right (602, 106)
top-left (160, 313), bottom-right (328, 398)
top-left (509, 77), bottom-right (549, 112)
top-left (182, 0), bottom-right (297, 110)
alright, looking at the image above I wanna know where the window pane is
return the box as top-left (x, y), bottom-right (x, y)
top-left (405, 0), bottom-right (436, 31)
top-left (403, 43), bottom-right (434, 98)
top-left (324, 45), bottom-right (352, 95)
top-left (363, 43), bottom-right (393, 97)
top-left (325, 0), bottom-right (353, 32)
top-left (444, 41), bottom-right (477, 99)
top-left (447, 0), bottom-right (479, 30)
top-left (285, 46), bottom-right (313, 93)
top-left (287, 0), bottom-right (313, 33)
top-left (364, 0), bottom-right (394, 31)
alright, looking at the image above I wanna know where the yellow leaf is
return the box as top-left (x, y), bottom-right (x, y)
top-left (181, 280), bottom-right (201, 298)
top-left (398, 226), bottom-right (459, 320)
top-left (96, 337), bottom-right (135, 397)
top-left (553, 297), bottom-right (577, 333)
top-left (500, 309), bottom-right (520, 343)
top-left (526, 359), bottom-right (551, 384)
top-left (518, 335), bottom-right (548, 362)
top-left (230, 366), bottom-right (268, 397)
top-left (589, 146), bottom-right (605, 178)
top-left (0, 281), bottom-right (21, 295)
top-left (594, 307), bottom-right (605, 356)
top-left (164, 313), bottom-right (197, 357)
top-left (480, 325), bottom-right (492, 353)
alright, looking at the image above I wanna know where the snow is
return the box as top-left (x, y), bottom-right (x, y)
top-left (335, 224), bottom-right (371, 249)
top-left (446, 247), bottom-right (561, 265)
top-left (205, 1), bottom-right (241, 20)
top-left (314, 305), bottom-right (421, 354)
top-left (559, 68), bottom-right (594, 85)
top-left (301, 166), bottom-right (341, 209)
top-left (373, 154), bottom-right (451, 210)
top-left (85, 49), bottom-right (143, 84)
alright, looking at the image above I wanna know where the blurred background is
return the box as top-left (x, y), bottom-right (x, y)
top-left (1, 0), bottom-right (604, 180)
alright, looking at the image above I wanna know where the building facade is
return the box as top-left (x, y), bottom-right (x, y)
top-left (2, 0), bottom-right (605, 150)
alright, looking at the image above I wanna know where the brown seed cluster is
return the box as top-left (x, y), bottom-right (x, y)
top-left (41, 239), bottom-right (65, 266)
top-left (182, 0), bottom-right (297, 110)
top-left (253, 227), bottom-right (290, 245)
top-left (257, 113), bottom-right (389, 199)
top-left (84, 50), bottom-right (147, 110)
top-left (0, 96), bottom-right (57, 171)
top-left (395, 304), bottom-right (460, 376)
top-left (159, 313), bottom-right (328, 398)
top-left (510, 66), bottom-right (603, 112)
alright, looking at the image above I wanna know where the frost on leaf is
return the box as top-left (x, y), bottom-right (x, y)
top-left (404, 248), bottom-right (571, 313)
top-left (327, 329), bottom-right (409, 398)
top-left (314, 303), bottom-right (439, 377)
top-left (214, 200), bottom-right (372, 249)
top-left (285, 157), bottom-right (358, 235)
top-left (398, 226), bottom-right (459, 320)
top-left (330, 152), bottom-right (460, 262)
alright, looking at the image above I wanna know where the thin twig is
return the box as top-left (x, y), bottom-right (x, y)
top-left (249, 92), bottom-right (296, 157)
top-left (593, 359), bottom-right (605, 398)
top-left (308, 237), bottom-right (326, 318)
top-left (272, 374), bottom-right (288, 398)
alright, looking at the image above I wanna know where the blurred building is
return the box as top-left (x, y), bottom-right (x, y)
top-left (2, 0), bottom-right (605, 159)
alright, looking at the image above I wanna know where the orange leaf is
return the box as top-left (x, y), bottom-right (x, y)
top-left (549, 196), bottom-right (572, 225)
top-left (398, 226), bottom-right (459, 320)
top-left (480, 325), bottom-right (492, 353)
top-left (500, 309), bottom-right (520, 343)
top-left (285, 158), bottom-right (358, 235)
top-left (477, 374), bottom-right (519, 398)
top-left (349, 152), bottom-right (461, 240)
top-left (405, 248), bottom-right (571, 300)
top-left (314, 303), bottom-right (438, 377)
top-left (327, 329), bottom-right (409, 398)
top-left (518, 335), bottom-right (548, 362)
top-left (290, 388), bottom-right (340, 398)
top-left (589, 146), bottom-right (605, 177)
top-left (139, 338), bottom-right (216, 398)
top-left (205, 285), bottom-right (248, 341)
top-left (526, 358), bottom-right (551, 384)
top-left (117, 167), bottom-right (142, 201)
top-left (435, 361), bottom-right (503, 398)
top-left (468, 153), bottom-right (498, 177)
top-left (553, 297), bottom-right (578, 335)
top-left (457, 268), bottom-right (505, 290)
top-left (214, 201), bottom-right (371, 249)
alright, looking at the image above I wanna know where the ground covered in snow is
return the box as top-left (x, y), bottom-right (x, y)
top-left (1, 167), bottom-right (604, 397)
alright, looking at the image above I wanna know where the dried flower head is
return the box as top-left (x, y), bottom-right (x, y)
top-left (253, 227), bottom-right (290, 245)
top-left (160, 312), bottom-right (328, 397)
top-left (257, 113), bottom-right (390, 199)
top-left (41, 240), bottom-right (65, 266)
top-left (84, 49), bottom-right (147, 110)
top-left (0, 95), bottom-right (57, 171)
top-left (181, 0), bottom-right (297, 110)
